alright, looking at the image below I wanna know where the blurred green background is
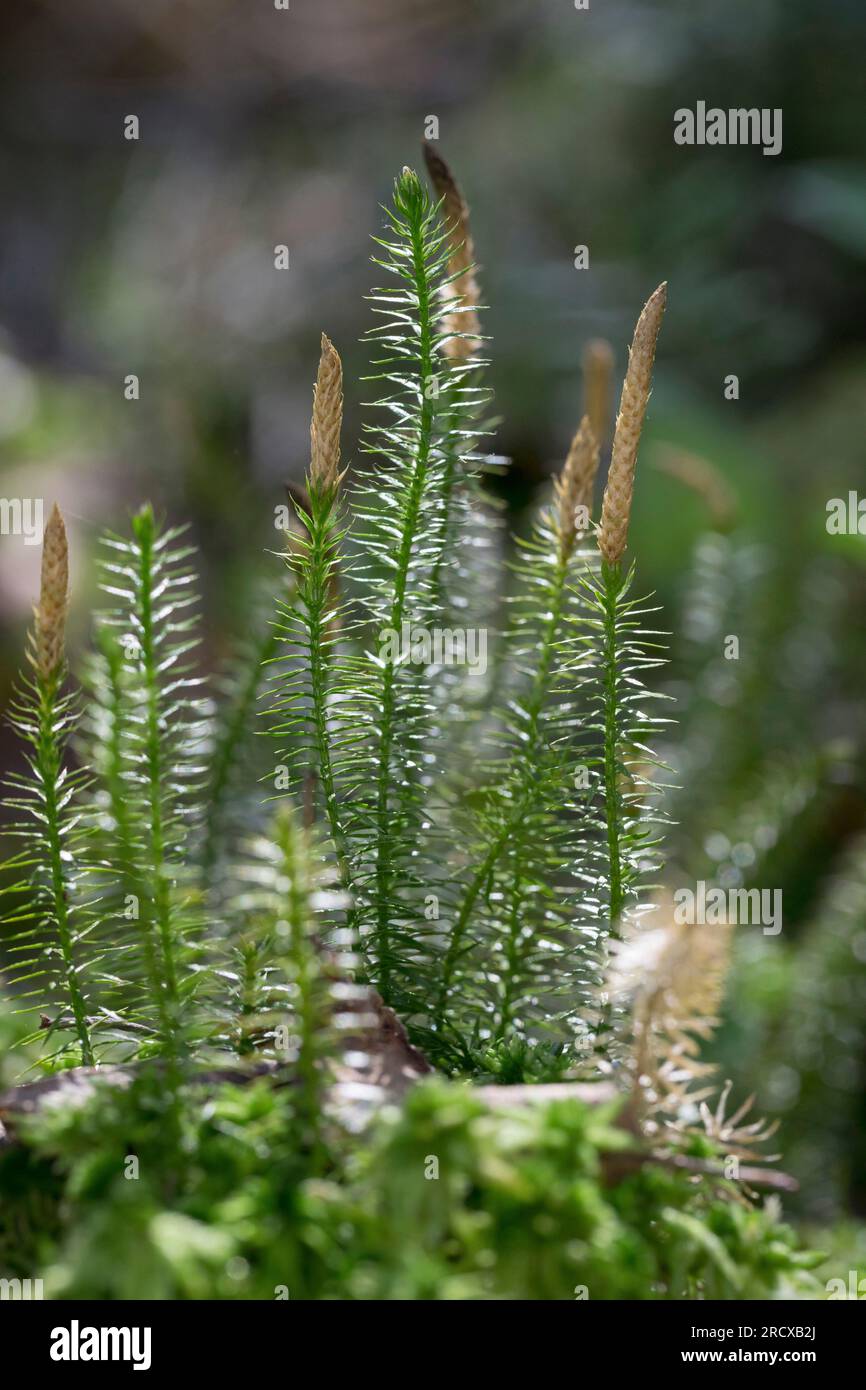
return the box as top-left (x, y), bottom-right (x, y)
top-left (1, 0), bottom-right (865, 1253)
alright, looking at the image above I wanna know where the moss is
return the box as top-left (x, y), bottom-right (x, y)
top-left (0, 1074), bottom-right (819, 1301)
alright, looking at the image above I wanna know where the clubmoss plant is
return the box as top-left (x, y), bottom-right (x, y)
top-left (269, 333), bottom-right (352, 891)
top-left (590, 284), bottom-right (669, 939)
top-left (433, 420), bottom-right (600, 1049)
top-left (0, 154), bottom-right (798, 1302)
top-left (4, 505), bottom-right (94, 1065)
top-left (92, 506), bottom-right (207, 1058)
top-left (228, 807), bottom-right (347, 1172)
top-left (0, 170), bottom-right (679, 1082)
top-left (287, 166), bottom-right (492, 1020)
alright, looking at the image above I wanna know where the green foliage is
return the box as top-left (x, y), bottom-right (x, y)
top-left (0, 159), bottom-right (820, 1301)
top-left (658, 525), bottom-right (866, 1222)
top-left (0, 1076), bottom-right (819, 1301)
top-left (579, 559), bottom-right (671, 935)
top-left (3, 657), bottom-right (96, 1065)
top-left (432, 509), bottom-right (597, 1057)
top-left (268, 482), bottom-right (354, 891)
top-left (779, 839), bottom-right (866, 1214)
top-left (716, 836), bottom-right (866, 1222)
top-left (224, 809), bottom-right (346, 1166)
top-left (88, 506), bottom-right (206, 1057)
top-left (334, 169), bottom-right (488, 1012)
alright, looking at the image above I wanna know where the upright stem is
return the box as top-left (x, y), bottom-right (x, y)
top-left (436, 812), bottom-right (517, 1032)
top-left (280, 816), bottom-right (325, 1174)
top-left (600, 560), bottom-right (625, 930)
top-left (235, 940), bottom-right (259, 1058)
top-left (494, 842), bottom-right (527, 1042)
top-left (38, 673), bottom-right (94, 1065)
top-left (373, 212), bottom-right (437, 1003)
top-left (101, 641), bottom-right (136, 890)
top-left (136, 521), bottom-right (179, 1047)
top-left (305, 492), bottom-right (353, 893)
top-left (436, 548), bottom-right (570, 1032)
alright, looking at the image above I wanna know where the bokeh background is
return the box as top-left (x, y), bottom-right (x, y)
top-left (1, 0), bottom-right (865, 1260)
